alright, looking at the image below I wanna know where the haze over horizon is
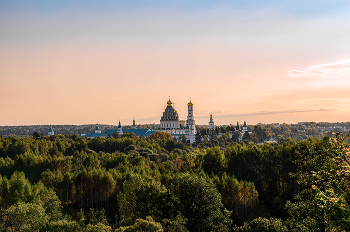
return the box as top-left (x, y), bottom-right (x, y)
top-left (1, 1), bottom-right (350, 126)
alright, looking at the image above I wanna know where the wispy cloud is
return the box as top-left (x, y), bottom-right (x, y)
top-left (289, 59), bottom-right (350, 79)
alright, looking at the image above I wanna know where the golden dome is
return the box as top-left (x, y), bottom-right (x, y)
top-left (167, 96), bottom-right (172, 106)
top-left (188, 97), bottom-right (193, 106)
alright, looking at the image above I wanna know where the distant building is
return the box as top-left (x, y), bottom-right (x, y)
top-left (48, 125), bottom-right (54, 136)
top-left (232, 121), bottom-right (250, 141)
top-left (95, 125), bottom-right (101, 134)
top-left (159, 97), bottom-right (196, 143)
top-left (79, 120), bottom-right (155, 138)
top-left (117, 120), bottom-right (123, 134)
top-left (208, 114), bottom-right (215, 140)
top-left (242, 121), bottom-right (248, 133)
top-left (132, 118), bottom-right (136, 129)
top-left (208, 114), bottom-right (215, 131)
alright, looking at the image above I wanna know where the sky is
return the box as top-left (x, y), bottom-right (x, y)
top-left (1, 0), bottom-right (350, 126)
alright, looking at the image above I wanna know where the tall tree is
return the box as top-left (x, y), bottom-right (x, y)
top-left (118, 174), bottom-right (171, 226)
top-left (171, 173), bottom-right (230, 232)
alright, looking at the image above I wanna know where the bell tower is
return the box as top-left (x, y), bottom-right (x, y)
top-left (117, 120), bottom-right (123, 134)
top-left (132, 118), bottom-right (136, 129)
top-left (186, 98), bottom-right (195, 134)
top-left (48, 125), bottom-right (54, 136)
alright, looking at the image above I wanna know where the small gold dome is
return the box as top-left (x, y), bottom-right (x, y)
top-left (167, 96), bottom-right (172, 106)
top-left (188, 97), bottom-right (193, 106)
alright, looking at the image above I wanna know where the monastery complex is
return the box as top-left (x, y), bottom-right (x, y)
top-left (47, 97), bottom-right (248, 143)
top-left (76, 97), bottom-right (199, 143)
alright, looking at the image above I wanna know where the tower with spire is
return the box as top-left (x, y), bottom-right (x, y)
top-left (242, 121), bottom-right (248, 133)
top-left (208, 114), bottom-right (215, 140)
top-left (132, 118), bottom-right (136, 129)
top-left (95, 124), bottom-right (101, 134)
top-left (208, 113), bottom-right (215, 131)
top-left (117, 120), bottom-right (123, 134)
top-left (186, 98), bottom-right (196, 134)
top-left (48, 125), bottom-right (54, 136)
top-left (236, 121), bottom-right (240, 131)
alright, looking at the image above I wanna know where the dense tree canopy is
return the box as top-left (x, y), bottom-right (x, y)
top-left (0, 131), bottom-right (348, 231)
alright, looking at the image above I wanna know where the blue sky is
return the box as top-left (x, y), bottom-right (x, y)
top-left (1, 0), bottom-right (350, 16)
top-left (1, 0), bottom-right (349, 44)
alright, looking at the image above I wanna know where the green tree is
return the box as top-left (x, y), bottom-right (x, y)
top-left (202, 146), bottom-right (226, 175)
top-left (285, 135), bottom-right (350, 231)
top-left (253, 125), bottom-right (264, 143)
top-left (166, 213), bottom-right (189, 232)
top-left (0, 202), bottom-right (48, 231)
top-left (32, 132), bottom-right (40, 140)
top-left (195, 131), bottom-right (202, 144)
top-left (171, 173), bottom-right (230, 232)
top-left (234, 217), bottom-right (288, 232)
top-left (85, 222), bottom-right (113, 232)
top-left (112, 132), bottom-right (120, 139)
top-left (127, 151), bottom-right (145, 166)
top-left (147, 131), bottom-right (172, 141)
top-left (203, 134), bottom-right (209, 143)
top-left (116, 216), bottom-right (163, 232)
top-left (242, 132), bottom-right (250, 144)
top-left (47, 219), bottom-right (81, 232)
top-left (180, 134), bottom-right (187, 144)
top-left (118, 174), bottom-right (171, 226)
top-left (307, 133), bottom-right (350, 231)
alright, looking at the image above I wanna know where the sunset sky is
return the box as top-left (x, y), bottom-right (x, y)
top-left (1, 0), bottom-right (350, 126)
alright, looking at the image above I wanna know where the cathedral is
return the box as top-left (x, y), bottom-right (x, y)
top-left (159, 97), bottom-right (196, 143)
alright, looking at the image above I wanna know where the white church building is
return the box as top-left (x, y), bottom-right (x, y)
top-left (159, 97), bottom-right (196, 143)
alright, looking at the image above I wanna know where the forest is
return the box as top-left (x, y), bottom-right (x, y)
top-left (0, 131), bottom-right (349, 231)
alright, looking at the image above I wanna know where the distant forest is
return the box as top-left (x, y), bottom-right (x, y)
top-left (0, 124), bottom-right (156, 137)
top-left (0, 130), bottom-right (350, 231)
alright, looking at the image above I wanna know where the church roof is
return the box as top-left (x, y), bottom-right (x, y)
top-left (104, 128), bottom-right (156, 137)
top-left (161, 105), bottom-right (179, 121)
top-left (79, 133), bottom-right (104, 138)
top-left (161, 98), bottom-right (179, 121)
top-left (48, 127), bottom-right (53, 132)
